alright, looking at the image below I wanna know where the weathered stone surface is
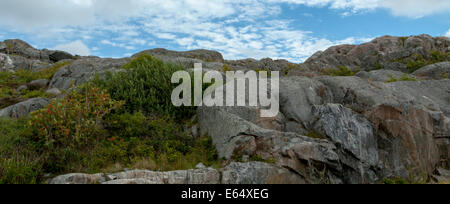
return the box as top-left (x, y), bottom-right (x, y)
top-left (49, 57), bottom-right (130, 90)
top-left (356, 70), bottom-right (412, 82)
top-left (0, 53), bottom-right (14, 71)
top-left (432, 168), bottom-right (450, 184)
top-left (311, 104), bottom-right (379, 183)
top-left (304, 35), bottom-right (450, 73)
top-left (133, 48), bottom-right (224, 63)
top-left (49, 173), bottom-right (105, 184)
top-left (413, 62), bottom-right (450, 80)
top-left (45, 88), bottom-right (62, 96)
top-left (198, 106), bottom-right (341, 183)
top-left (48, 51), bottom-right (74, 62)
top-left (2, 39), bottom-right (50, 62)
top-left (221, 162), bottom-right (305, 184)
top-left (364, 105), bottom-right (442, 178)
top-left (27, 79), bottom-right (49, 90)
top-left (224, 58), bottom-right (297, 72)
top-left (107, 168), bottom-right (221, 184)
top-left (0, 98), bottom-right (48, 118)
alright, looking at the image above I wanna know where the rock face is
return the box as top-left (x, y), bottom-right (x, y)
top-left (50, 162), bottom-right (303, 184)
top-left (49, 57), bottom-right (130, 90)
top-left (133, 48), bottom-right (224, 63)
top-left (356, 70), bottom-right (413, 82)
top-left (0, 98), bottom-right (49, 118)
top-left (1, 36), bottom-right (449, 184)
top-left (198, 75), bottom-right (450, 183)
top-left (304, 35), bottom-right (450, 72)
top-left (413, 62), bottom-right (450, 80)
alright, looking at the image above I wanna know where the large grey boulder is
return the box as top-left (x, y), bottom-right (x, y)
top-left (27, 79), bottom-right (49, 90)
top-left (2, 39), bottom-right (50, 62)
top-left (0, 53), bottom-right (14, 71)
top-left (413, 62), bottom-right (450, 80)
top-left (0, 98), bottom-right (48, 118)
top-left (133, 48), bottom-right (224, 63)
top-left (48, 51), bottom-right (74, 63)
top-left (49, 57), bottom-right (130, 90)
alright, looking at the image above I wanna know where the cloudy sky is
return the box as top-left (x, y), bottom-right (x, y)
top-left (0, 0), bottom-right (449, 62)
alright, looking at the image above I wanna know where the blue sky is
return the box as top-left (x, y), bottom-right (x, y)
top-left (0, 0), bottom-right (449, 62)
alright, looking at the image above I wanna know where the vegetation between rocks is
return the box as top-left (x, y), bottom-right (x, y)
top-left (0, 55), bottom-right (220, 184)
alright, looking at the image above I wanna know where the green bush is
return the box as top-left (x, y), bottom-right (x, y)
top-left (94, 54), bottom-right (195, 120)
top-left (28, 83), bottom-right (123, 172)
top-left (403, 51), bottom-right (450, 73)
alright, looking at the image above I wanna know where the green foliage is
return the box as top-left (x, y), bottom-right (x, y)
top-left (94, 54), bottom-right (195, 120)
top-left (386, 74), bottom-right (418, 83)
top-left (28, 83), bottom-right (123, 172)
top-left (14, 61), bottom-right (72, 83)
top-left (284, 64), bottom-right (302, 76)
top-left (322, 66), bottom-right (359, 76)
top-left (383, 178), bottom-right (408, 184)
top-left (30, 83), bottom-right (123, 149)
top-left (222, 64), bottom-right (233, 72)
top-left (399, 74), bottom-right (418, 82)
top-left (0, 56), bottom-right (222, 183)
top-left (395, 50), bottom-right (450, 73)
top-left (386, 74), bottom-right (398, 83)
top-left (21, 89), bottom-right (46, 99)
top-left (0, 118), bottom-right (43, 184)
top-left (442, 72), bottom-right (449, 79)
top-left (399, 37), bottom-right (409, 45)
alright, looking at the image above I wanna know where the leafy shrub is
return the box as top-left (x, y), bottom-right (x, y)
top-left (28, 83), bottom-right (123, 172)
top-left (401, 51), bottom-right (450, 73)
top-left (222, 64), bottom-right (233, 72)
top-left (94, 54), bottom-right (195, 120)
top-left (29, 83), bottom-right (123, 149)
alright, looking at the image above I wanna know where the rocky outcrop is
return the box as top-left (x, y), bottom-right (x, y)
top-left (356, 70), bottom-right (413, 82)
top-left (224, 58), bottom-right (297, 72)
top-left (413, 62), bottom-right (450, 80)
top-left (0, 98), bottom-right (49, 118)
top-left (1, 36), bottom-right (449, 184)
top-left (198, 74), bottom-right (450, 183)
top-left (304, 35), bottom-right (450, 72)
top-left (49, 57), bottom-right (130, 90)
top-left (133, 48), bottom-right (224, 63)
top-left (50, 162), bottom-right (303, 184)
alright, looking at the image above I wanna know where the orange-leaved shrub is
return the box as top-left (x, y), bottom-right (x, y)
top-left (29, 83), bottom-right (124, 150)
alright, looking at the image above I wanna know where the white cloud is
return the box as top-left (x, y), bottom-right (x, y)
top-left (54, 40), bottom-right (91, 56)
top-left (446, 29), bottom-right (450, 37)
top-left (0, 0), bottom-right (438, 62)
